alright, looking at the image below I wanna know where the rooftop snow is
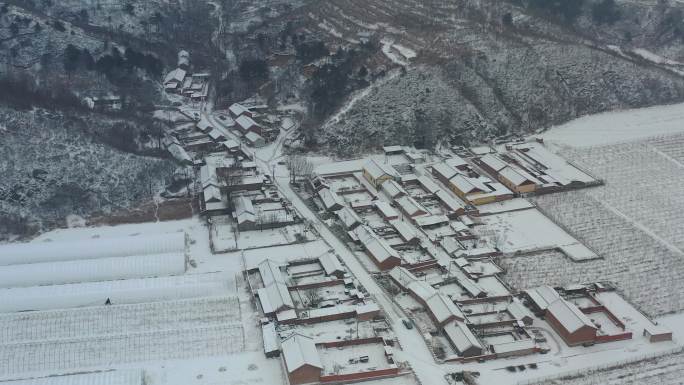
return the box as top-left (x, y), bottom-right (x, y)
top-left (547, 298), bottom-right (596, 333)
top-left (281, 333), bottom-right (322, 371)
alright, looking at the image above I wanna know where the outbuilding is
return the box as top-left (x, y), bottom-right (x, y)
top-left (236, 115), bottom-right (262, 135)
top-left (546, 298), bottom-right (597, 346)
top-left (229, 103), bottom-right (253, 119)
top-left (362, 159), bottom-right (396, 188)
top-left (281, 333), bottom-right (323, 385)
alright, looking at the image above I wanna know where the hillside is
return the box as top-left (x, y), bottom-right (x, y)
top-left (295, 0), bottom-right (684, 153)
top-left (4, 0), bottom-right (684, 236)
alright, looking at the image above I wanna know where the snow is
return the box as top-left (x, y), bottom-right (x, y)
top-left (381, 38), bottom-right (410, 66)
top-left (243, 240), bottom-right (332, 271)
top-left (476, 198), bottom-right (534, 215)
top-left (0, 317), bottom-right (243, 379)
top-left (547, 299), bottom-right (595, 333)
top-left (2, 370), bottom-right (143, 385)
top-left (393, 44), bottom-right (417, 59)
top-left (0, 272), bottom-right (233, 313)
top-left (0, 252), bottom-right (186, 288)
top-left (281, 333), bottom-right (322, 371)
top-left (542, 102), bottom-right (684, 147)
top-left (314, 159), bottom-right (366, 176)
top-left (631, 48), bottom-right (683, 66)
top-left (0, 232), bottom-right (185, 266)
top-left (318, 342), bottom-right (391, 375)
top-left (476, 208), bottom-right (598, 260)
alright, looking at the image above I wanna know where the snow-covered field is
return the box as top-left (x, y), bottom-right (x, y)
top-left (501, 191), bottom-right (684, 317)
top-left (527, 349), bottom-right (684, 385)
top-left (2, 370), bottom-right (144, 385)
top-left (0, 297), bottom-right (243, 379)
top-left (0, 296), bottom-right (240, 345)
top-left (476, 209), bottom-right (598, 260)
top-left (0, 272), bottom-right (233, 313)
top-left (0, 219), bottom-right (255, 382)
top-left (542, 102), bottom-right (684, 147)
top-left (557, 136), bottom-right (684, 255)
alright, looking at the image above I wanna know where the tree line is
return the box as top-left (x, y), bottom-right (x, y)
top-left (63, 44), bottom-right (164, 84)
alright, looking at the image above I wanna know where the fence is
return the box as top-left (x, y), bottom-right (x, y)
top-left (516, 346), bottom-right (683, 385)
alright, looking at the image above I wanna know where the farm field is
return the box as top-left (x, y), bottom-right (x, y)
top-left (0, 296), bottom-right (244, 379)
top-left (501, 190), bottom-right (684, 316)
top-left (559, 134), bottom-right (684, 253)
top-left (530, 350), bottom-right (684, 385)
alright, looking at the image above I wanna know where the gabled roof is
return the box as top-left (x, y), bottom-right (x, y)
top-left (499, 165), bottom-right (540, 187)
top-left (449, 174), bottom-right (486, 194)
top-left (435, 190), bottom-right (466, 212)
top-left (417, 175), bottom-right (441, 194)
top-left (223, 139), bottom-right (240, 150)
top-left (479, 154), bottom-right (507, 172)
top-left (319, 253), bottom-right (344, 276)
top-left (319, 188), bottom-right (344, 211)
top-left (407, 280), bottom-right (436, 302)
top-left (507, 297), bottom-right (534, 321)
top-left (432, 163), bottom-right (459, 181)
top-left (443, 321), bottom-right (483, 355)
top-left (445, 155), bottom-right (468, 169)
top-left (281, 333), bottom-right (322, 371)
top-left (363, 159), bottom-right (396, 180)
top-left (337, 206), bottom-right (362, 230)
top-left (388, 266), bottom-right (418, 289)
top-left (381, 180), bottom-right (407, 199)
top-left (548, 298), bottom-right (596, 333)
top-left (389, 219), bottom-right (418, 242)
top-left (245, 131), bottom-right (264, 143)
top-left (197, 117), bottom-right (213, 132)
top-left (425, 293), bottom-right (465, 324)
top-left (375, 201), bottom-right (399, 219)
top-left (355, 226), bottom-right (401, 264)
top-left (234, 195), bottom-right (256, 224)
top-left (203, 184), bottom-right (222, 203)
top-left (236, 115), bottom-right (259, 131)
top-left (207, 129), bottom-right (225, 141)
top-left (525, 285), bottom-right (561, 311)
top-left (257, 259), bottom-right (294, 313)
top-left (394, 195), bottom-right (427, 217)
top-left (229, 103), bottom-right (250, 117)
top-left (414, 215), bottom-right (449, 228)
top-left (164, 68), bottom-right (186, 84)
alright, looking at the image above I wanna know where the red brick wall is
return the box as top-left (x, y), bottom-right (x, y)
top-left (317, 337), bottom-right (385, 348)
top-left (288, 365), bottom-right (321, 385)
top-left (546, 311), bottom-right (597, 346)
top-left (596, 332), bottom-right (632, 343)
top-left (320, 367), bottom-right (399, 383)
top-left (288, 279), bottom-right (344, 291)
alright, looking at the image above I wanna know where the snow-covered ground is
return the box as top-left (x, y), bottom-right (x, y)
top-left (475, 208), bottom-right (598, 261)
top-left (542, 102), bottom-right (684, 147)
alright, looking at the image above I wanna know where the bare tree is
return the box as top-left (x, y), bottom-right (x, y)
top-left (302, 288), bottom-right (322, 308)
top-left (287, 155), bottom-right (314, 184)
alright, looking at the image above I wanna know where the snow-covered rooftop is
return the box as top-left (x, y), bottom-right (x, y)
top-left (547, 298), bottom-right (596, 333)
top-left (281, 333), bottom-right (323, 371)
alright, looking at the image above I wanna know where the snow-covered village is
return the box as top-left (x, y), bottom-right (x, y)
top-left (3, 1), bottom-right (684, 385)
